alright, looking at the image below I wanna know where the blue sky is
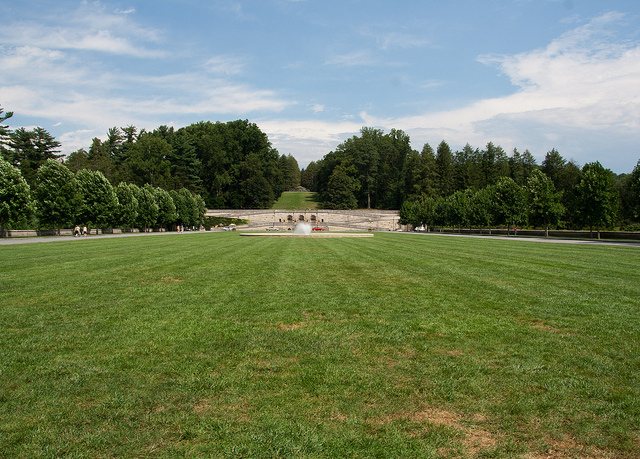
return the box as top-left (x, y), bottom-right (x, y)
top-left (1, 0), bottom-right (640, 173)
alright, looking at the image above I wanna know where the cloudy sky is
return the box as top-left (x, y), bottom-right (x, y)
top-left (1, 0), bottom-right (640, 173)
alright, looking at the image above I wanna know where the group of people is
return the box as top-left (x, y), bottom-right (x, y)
top-left (73, 225), bottom-right (87, 237)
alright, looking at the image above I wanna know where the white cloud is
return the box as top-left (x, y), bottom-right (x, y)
top-left (0, 1), bottom-right (163, 58)
top-left (0, 2), bottom-right (294, 155)
top-left (114, 8), bottom-right (136, 15)
top-left (256, 12), bottom-right (640, 172)
top-left (58, 129), bottom-right (96, 153)
top-left (325, 50), bottom-right (376, 66)
top-left (257, 118), bottom-right (364, 166)
top-left (360, 26), bottom-right (431, 51)
top-left (3, 4), bottom-right (638, 173)
top-left (360, 12), bottom-right (640, 170)
top-left (203, 55), bottom-right (246, 76)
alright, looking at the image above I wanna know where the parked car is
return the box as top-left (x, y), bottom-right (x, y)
top-left (414, 226), bottom-right (426, 232)
top-left (223, 224), bottom-right (236, 231)
top-left (266, 226), bottom-right (280, 231)
top-left (312, 227), bottom-right (325, 231)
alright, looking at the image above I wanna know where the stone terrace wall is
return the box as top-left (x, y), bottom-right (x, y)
top-left (205, 209), bottom-right (404, 232)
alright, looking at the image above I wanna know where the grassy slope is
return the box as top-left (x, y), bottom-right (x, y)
top-left (272, 191), bottom-right (321, 210)
top-left (1, 233), bottom-right (639, 458)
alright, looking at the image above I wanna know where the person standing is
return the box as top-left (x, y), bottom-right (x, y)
top-left (82, 226), bottom-right (87, 237)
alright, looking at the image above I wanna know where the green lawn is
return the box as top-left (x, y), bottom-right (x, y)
top-left (1, 233), bottom-right (639, 458)
top-left (272, 191), bottom-right (321, 209)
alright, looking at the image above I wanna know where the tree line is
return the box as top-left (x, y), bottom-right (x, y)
top-left (2, 102), bottom-right (640, 234)
top-left (0, 156), bottom-right (207, 235)
top-left (1, 106), bottom-right (299, 210)
top-left (301, 127), bottom-right (640, 232)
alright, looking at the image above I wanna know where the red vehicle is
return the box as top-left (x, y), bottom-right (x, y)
top-left (312, 227), bottom-right (325, 231)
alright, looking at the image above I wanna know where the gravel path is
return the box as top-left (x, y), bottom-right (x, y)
top-left (0, 230), bottom-right (207, 245)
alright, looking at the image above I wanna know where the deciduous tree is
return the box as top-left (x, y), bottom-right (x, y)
top-left (153, 186), bottom-right (177, 230)
top-left (468, 186), bottom-right (496, 234)
top-left (625, 160), bottom-right (640, 222)
top-left (115, 182), bottom-right (139, 231)
top-left (526, 169), bottom-right (565, 236)
top-left (574, 161), bottom-right (619, 238)
top-left (0, 158), bottom-right (34, 235)
top-left (133, 185), bottom-right (158, 232)
top-left (76, 169), bottom-right (119, 230)
top-left (494, 177), bottom-right (527, 234)
top-left (34, 159), bottom-right (80, 235)
top-left (324, 166), bottom-right (359, 210)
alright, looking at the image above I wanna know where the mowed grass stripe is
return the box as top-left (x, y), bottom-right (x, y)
top-left (0, 232), bottom-right (639, 457)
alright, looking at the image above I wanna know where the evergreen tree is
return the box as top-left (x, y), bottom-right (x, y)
top-left (419, 143), bottom-right (438, 198)
top-left (301, 161), bottom-right (318, 190)
top-left (105, 127), bottom-right (124, 160)
top-left (168, 130), bottom-right (203, 193)
top-left (87, 138), bottom-right (114, 180)
top-left (482, 142), bottom-right (509, 187)
top-left (541, 149), bottom-right (566, 188)
top-left (0, 105), bottom-right (13, 159)
top-left (65, 149), bottom-right (90, 174)
top-left (436, 140), bottom-right (455, 197)
top-left (509, 148), bottom-right (526, 186)
top-left (403, 149), bottom-right (423, 200)
top-left (6, 127), bottom-right (61, 187)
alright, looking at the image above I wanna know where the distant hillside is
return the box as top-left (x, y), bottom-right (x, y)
top-left (272, 191), bottom-right (321, 210)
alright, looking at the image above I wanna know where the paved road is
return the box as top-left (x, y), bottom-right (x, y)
top-left (401, 231), bottom-right (640, 248)
top-left (0, 230), bottom-right (209, 245)
top-left (1, 229), bottom-right (639, 247)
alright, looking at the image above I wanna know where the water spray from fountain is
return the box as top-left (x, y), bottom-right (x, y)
top-left (292, 221), bottom-right (312, 235)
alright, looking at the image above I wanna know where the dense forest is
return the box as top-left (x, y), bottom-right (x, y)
top-left (0, 107), bottom-right (297, 232)
top-left (1, 107), bottom-right (299, 210)
top-left (302, 127), bottom-right (640, 232)
top-left (2, 103), bottom-right (640, 233)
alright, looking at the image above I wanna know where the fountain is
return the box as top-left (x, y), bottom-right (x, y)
top-left (292, 221), bottom-right (312, 235)
top-left (240, 217), bottom-right (373, 238)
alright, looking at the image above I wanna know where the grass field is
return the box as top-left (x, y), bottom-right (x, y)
top-left (272, 191), bottom-right (321, 210)
top-left (1, 233), bottom-right (639, 458)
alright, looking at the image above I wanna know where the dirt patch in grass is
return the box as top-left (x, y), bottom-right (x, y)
top-left (278, 322), bottom-right (306, 330)
top-left (194, 398), bottom-right (251, 422)
top-left (368, 407), bottom-right (498, 457)
top-left (412, 409), bottom-right (497, 457)
top-left (435, 349), bottom-right (466, 356)
top-left (530, 321), bottom-right (563, 333)
top-left (523, 435), bottom-right (614, 458)
top-left (522, 318), bottom-right (572, 335)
